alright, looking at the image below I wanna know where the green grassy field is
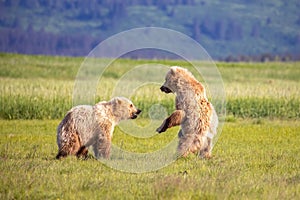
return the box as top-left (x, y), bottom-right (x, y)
top-left (1, 120), bottom-right (299, 199)
top-left (0, 53), bottom-right (300, 199)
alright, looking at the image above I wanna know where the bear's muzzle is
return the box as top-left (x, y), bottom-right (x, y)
top-left (131, 109), bottom-right (142, 119)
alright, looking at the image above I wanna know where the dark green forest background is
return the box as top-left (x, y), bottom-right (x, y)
top-left (0, 0), bottom-right (299, 60)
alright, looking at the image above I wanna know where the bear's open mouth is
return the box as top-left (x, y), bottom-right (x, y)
top-left (131, 109), bottom-right (142, 119)
top-left (160, 86), bottom-right (172, 93)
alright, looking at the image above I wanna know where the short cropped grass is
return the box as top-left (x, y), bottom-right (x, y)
top-left (0, 120), bottom-right (299, 199)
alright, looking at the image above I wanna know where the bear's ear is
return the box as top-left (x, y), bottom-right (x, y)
top-left (114, 97), bottom-right (122, 105)
top-left (170, 67), bottom-right (177, 75)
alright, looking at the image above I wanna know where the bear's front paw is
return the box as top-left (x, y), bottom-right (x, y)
top-left (156, 126), bottom-right (166, 133)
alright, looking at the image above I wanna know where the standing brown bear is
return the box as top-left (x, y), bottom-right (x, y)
top-left (156, 66), bottom-right (218, 158)
top-left (56, 97), bottom-right (141, 159)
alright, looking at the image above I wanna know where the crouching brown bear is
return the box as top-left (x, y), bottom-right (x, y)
top-left (56, 97), bottom-right (141, 159)
top-left (156, 66), bottom-right (218, 158)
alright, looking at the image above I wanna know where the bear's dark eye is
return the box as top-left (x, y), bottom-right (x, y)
top-left (130, 104), bottom-right (133, 108)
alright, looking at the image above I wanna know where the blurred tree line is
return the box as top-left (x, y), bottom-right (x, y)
top-left (0, 0), bottom-right (299, 60)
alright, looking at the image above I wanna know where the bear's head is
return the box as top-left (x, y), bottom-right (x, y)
top-left (160, 66), bottom-right (208, 101)
top-left (111, 97), bottom-right (141, 122)
top-left (160, 66), bottom-right (193, 94)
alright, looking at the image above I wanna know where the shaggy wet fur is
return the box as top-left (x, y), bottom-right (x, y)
top-left (56, 97), bottom-right (141, 159)
top-left (157, 66), bottom-right (218, 158)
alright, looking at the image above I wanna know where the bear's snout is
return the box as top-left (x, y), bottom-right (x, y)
top-left (160, 86), bottom-right (172, 93)
top-left (131, 109), bottom-right (142, 119)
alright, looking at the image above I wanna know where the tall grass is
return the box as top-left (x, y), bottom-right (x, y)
top-left (226, 97), bottom-right (300, 119)
top-left (0, 53), bottom-right (299, 120)
top-left (0, 78), bottom-right (72, 119)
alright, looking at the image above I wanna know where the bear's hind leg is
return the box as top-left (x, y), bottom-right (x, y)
top-left (76, 146), bottom-right (89, 159)
top-left (56, 132), bottom-right (81, 159)
top-left (198, 137), bottom-right (212, 159)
